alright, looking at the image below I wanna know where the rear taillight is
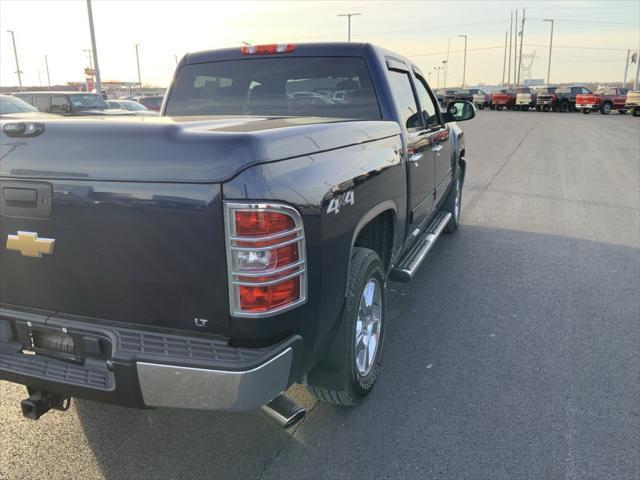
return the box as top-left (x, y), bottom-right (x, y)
top-left (224, 202), bottom-right (306, 317)
top-left (240, 44), bottom-right (296, 55)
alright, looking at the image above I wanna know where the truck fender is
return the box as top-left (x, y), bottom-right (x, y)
top-left (344, 200), bottom-right (398, 296)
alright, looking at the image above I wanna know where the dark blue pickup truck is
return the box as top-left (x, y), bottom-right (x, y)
top-left (0, 43), bottom-right (474, 427)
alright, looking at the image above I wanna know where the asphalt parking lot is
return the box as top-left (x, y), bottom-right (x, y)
top-left (1, 110), bottom-right (639, 480)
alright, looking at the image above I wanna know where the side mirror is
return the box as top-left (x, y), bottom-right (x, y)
top-left (444, 100), bottom-right (476, 122)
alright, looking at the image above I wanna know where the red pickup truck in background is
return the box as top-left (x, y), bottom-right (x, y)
top-left (575, 87), bottom-right (628, 115)
top-left (491, 89), bottom-right (516, 111)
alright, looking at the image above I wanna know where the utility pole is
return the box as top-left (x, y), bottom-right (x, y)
top-left (517, 9), bottom-right (526, 86)
top-left (6, 30), bottom-right (23, 89)
top-left (434, 66), bottom-right (442, 89)
top-left (458, 35), bottom-right (468, 87)
top-left (514, 10), bottom-right (518, 86)
top-left (45, 54), bottom-right (51, 89)
top-left (337, 13), bottom-right (362, 42)
top-left (444, 37), bottom-right (451, 88)
top-left (543, 19), bottom-right (554, 86)
top-left (135, 43), bottom-right (142, 89)
top-left (86, 0), bottom-right (101, 92)
top-left (38, 69), bottom-right (42, 87)
top-left (634, 52), bottom-right (639, 90)
top-left (442, 60), bottom-right (447, 88)
top-left (508, 11), bottom-right (513, 88)
top-left (623, 49), bottom-right (630, 88)
top-left (174, 54), bottom-right (178, 66)
top-left (502, 30), bottom-right (508, 85)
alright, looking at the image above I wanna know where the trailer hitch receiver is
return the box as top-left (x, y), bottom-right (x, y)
top-left (21, 390), bottom-right (71, 420)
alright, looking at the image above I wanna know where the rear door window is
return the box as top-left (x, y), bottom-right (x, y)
top-left (50, 95), bottom-right (69, 113)
top-left (387, 70), bottom-right (421, 129)
top-left (166, 57), bottom-right (381, 120)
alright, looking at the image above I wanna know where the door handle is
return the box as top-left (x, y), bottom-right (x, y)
top-left (432, 144), bottom-right (443, 153)
top-left (408, 152), bottom-right (423, 163)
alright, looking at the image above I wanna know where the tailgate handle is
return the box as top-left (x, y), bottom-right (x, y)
top-left (4, 188), bottom-right (37, 207)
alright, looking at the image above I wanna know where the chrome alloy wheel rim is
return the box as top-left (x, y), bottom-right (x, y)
top-left (454, 179), bottom-right (461, 221)
top-left (355, 278), bottom-right (382, 377)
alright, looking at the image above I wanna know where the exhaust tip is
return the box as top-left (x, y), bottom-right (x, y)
top-left (261, 394), bottom-right (306, 429)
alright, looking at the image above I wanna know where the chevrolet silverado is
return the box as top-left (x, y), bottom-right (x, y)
top-left (0, 43), bottom-right (474, 427)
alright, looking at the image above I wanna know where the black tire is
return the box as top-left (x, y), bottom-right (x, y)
top-left (490, 104), bottom-right (496, 110)
top-left (582, 109), bottom-right (591, 114)
top-left (478, 104), bottom-right (485, 110)
top-left (496, 105), bottom-right (503, 111)
top-left (559, 101), bottom-right (570, 113)
top-left (535, 105), bottom-right (541, 112)
top-left (618, 110), bottom-right (626, 114)
top-left (307, 248), bottom-right (386, 406)
top-left (633, 107), bottom-right (640, 117)
top-left (543, 105), bottom-right (550, 112)
top-left (513, 105), bottom-right (521, 111)
top-left (441, 169), bottom-right (463, 233)
top-left (600, 102), bottom-right (612, 115)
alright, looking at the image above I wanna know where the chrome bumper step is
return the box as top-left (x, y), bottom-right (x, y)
top-left (389, 212), bottom-right (452, 283)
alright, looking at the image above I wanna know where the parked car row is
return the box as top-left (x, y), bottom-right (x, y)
top-left (0, 92), bottom-right (162, 118)
top-left (434, 86), bottom-right (639, 116)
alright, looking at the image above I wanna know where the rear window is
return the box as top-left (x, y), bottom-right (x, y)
top-left (165, 57), bottom-right (381, 120)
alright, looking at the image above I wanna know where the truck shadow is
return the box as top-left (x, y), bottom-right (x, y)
top-left (72, 225), bottom-right (639, 480)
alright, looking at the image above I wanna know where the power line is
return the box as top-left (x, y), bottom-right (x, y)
top-left (408, 45), bottom-right (504, 58)
top-left (528, 17), bottom-right (639, 26)
top-left (523, 43), bottom-right (632, 52)
top-left (285, 18), bottom-right (508, 42)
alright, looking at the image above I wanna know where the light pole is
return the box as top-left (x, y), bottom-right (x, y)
top-left (634, 52), bottom-right (639, 90)
top-left (434, 66), bottom-right (443, 89)
top-left (6, 30), bottom-right (23, 88)
top-left (442, 60), bottom-right (447, 88)
top-left (45, 54), bottom-right (51, 89)
top-left (458, 35), bottom-right (468, 87)
top-left (517, 9), bottom-right (527, 85)
top-left (623, 49), bottom-right (630, 88)
top-left (86, 0), bottom-right (102, 92)
top-left (135, 43), bottom-right (142, 90)
top-left (543, 19), bottom-right (554, 86)
top-left (174, 54), bottom-right (178, 66)
top-left (337, 13), bottom-right (362, 42)
top-left (508, 11), bottom-right (513, 88)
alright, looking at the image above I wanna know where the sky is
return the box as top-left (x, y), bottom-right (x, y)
top-left (1, 0), bottom-right (639, 89)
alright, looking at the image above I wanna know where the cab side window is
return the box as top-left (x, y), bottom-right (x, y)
top-left (413, 74), bottom-right (439, 128)
top-left (387, 70), bottom-right (421, 130)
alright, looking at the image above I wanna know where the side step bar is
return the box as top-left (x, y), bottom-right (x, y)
top-left (389, 212), bottom-right (452, 283)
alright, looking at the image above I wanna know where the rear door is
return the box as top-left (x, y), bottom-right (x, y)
top-left (386, 64), bottom-right (436, 229)
top-left (412, 72), bottom-right (453, 206)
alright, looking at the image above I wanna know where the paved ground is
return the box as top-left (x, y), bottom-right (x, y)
top-left (1, 111), bottom-right (639, 480)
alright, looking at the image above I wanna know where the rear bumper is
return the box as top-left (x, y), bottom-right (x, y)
top-left (576, 104), bottom-right (598, 110)
top-left (0, 305), bottom-right (302, 412)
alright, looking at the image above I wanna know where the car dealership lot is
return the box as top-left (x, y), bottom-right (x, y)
top-left (1, 111), bottom-right (638, 480)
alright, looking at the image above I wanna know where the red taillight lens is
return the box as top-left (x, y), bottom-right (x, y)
top-left (240, 44), bottom-right (296, 55)
top-left (235, 211), bottom-right (294, 236)
top-left (225, 203), bottom-right (306, 316)
top-left (239, 278), bottom-right (300, 312)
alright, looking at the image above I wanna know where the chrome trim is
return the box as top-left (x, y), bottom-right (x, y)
top-left (228, 235), bottom-right (300, 252)
top-left (137, 348), bottom-right (293, 412)
top-left (224, 202), bottom-right (308, 318)
top-left (229, 226), bottom-right (303, 243)
top-left (395, 212), bottom-right (451, 278)
top-left (232, 259), bottom-right (306, 278)
top-left (232, 268), bottom-right (307, 287)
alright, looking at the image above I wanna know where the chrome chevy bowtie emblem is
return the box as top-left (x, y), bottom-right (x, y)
top-left (6, 231), bottom-right (55, 258)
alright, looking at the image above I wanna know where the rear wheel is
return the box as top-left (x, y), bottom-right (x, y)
top-left (535, 105), bottom-right (541, 112)
top-left (441, 169), bottom-right (463, 234)
top-left (600, 102), bottom-right (612, 115)
top-left (582, 109), bottom-right (591, 114)
top-left (307, 248), bottom-right (386, 406)
top-left (478, 104), bottom-right (485, 110)
top-left (497, 105), bottom-right (503, 111)
top-left (633, 107), bottom-right (640, 117)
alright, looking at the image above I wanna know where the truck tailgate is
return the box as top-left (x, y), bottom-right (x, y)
top-left (0, 179), bottom-right (229, 335)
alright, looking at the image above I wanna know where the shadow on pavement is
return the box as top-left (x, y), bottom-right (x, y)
top-left (71, 226), bottom-right (638, 480)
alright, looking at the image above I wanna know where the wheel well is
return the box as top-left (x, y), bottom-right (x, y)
top-left (353, 210), bottom-right (395, 270)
